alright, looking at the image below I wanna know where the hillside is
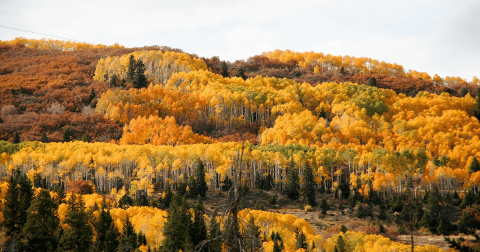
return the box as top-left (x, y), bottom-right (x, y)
top-left (1, 38), bottom-right (480, 251)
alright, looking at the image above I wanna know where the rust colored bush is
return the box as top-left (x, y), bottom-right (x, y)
top-left (66, 180), bottom-right (95, 194)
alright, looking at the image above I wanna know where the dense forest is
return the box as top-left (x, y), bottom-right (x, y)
top-left (1, 37), bottom-right (480, 251)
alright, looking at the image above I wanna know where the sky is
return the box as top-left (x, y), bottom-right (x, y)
top-left (1, 0), bottom-right (479, 81)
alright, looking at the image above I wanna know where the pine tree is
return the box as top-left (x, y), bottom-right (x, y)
top-left (104, 222), bottom-right (121, 252)
top-left (17, 171), bottom-right (34, 231)
top-left (196, 160), bottom-right (208, 197)
top-left (470, 157), bottom-right (480, 174)
top-left (207, 212), bottom-right (222, 252)
top-left (163, 195), bottom-right (191, 251)
top-left (367, 77), bottom-right (376, 87)
top-left (335, 235), bottom-right (347, 252)
top-left (12, 130), bottom-right (20, 143)
top-left (110, 74), bottom-right (118, 87)
top-left (378, 206), bottom-right (387, 220)
top-left (340, 225), bottom-right (348, 233)
top-left (235, 68), bottom-right (247, 80)
top-left (302, 164), bottom-right (316, 206)
top-left (41, 132), bottom-right (49, 143)
top-left (21, 189), bottom-right (59, 252)
top-left (462, 189), bottom-right (475, 208)
top-left (320, 198), bottom-right (329, 215)
top-left (58, 195), bottom-right (93, 251)
top-left (190, 196), bottom-right (207, 250)
top-left (319, 106), bottom-right (327, 119)
top-left (118, 216), bottom-right (138, 252)
top-left (221, 61), bottom-right (229, 78)
top-left (133, 60), bottom-right (148, 89)
top-left (62, 126), bottom-right (74, 142)
top-left (89, 87), bottom-right (96, 103)
top-left (118, 194), bottom-right (134, 208)
top-left (0, 117), bottom-right (3, 123)
top-left (127, 55), bottom-right (136, 82)
top-left (160, 184), bottom-right (173, 209)
top-left (295, 229), bottom-right (308, 250)
top-left (96, 200), bottom-right (119, 252)
top-left (244, 216), bottom-right (262, 251)
top-left (4, 173), bottom-right (21, 242)
top-left (285, 159), bottom-right (300, 201)
top-left (474, 90), bottom-right (480, 121)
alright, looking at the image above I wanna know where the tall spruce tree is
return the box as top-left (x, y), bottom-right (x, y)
top-left (96, 199), bottom-right (119, 252)
top-left (133, 60), bottom-right (148, 89)
top-left (302, 164), bottom-right (316, 206)
top-left (163, 195), bottom-right (191, 251)
top-left (470, 157), bottom-right (480, 174)
top-left (367, 77), bottom-right (377, 87)
top-left (127, 55), bottom-right (136, 83)
top-left (221, 61), bottom-right (229, 78)
top-left (190, 196), bottom-right (208, 250)
top-left (286, 159), bottom-right (300, 201)
top-left (474, 90), bottom-right (480, 121)
top-left (12, 130), bottom-right (20, 143)
top-left (207, 212), bottom-right (222, 252)
top-left (58, 195), bottom-right (93, 251)
top-left (41, 132), bottom-right (49, 143)
top-left (196, 160), bottom-right (208, 197)
top-left (21, 189), bottom-right (59, 252)
top-left (118, 216), bottom-right (138, 252)
top-left (4, 172), bottom-right (21, 244)
top-left (235, 68), bottom-right (247, 80)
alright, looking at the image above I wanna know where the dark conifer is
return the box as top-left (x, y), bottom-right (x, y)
top-left (207, 211), bottom-right (222, 252)
top-left (469, 157), bottom-right (480, 174)
top-left (367, 77), bottom-right (376, 87)
top-left (4, 173), bottom-right (21, 241)
top-left (320, 198), bottom-right (329, 215)
top-left (118, 216), bottom-right (137, 252)
top-left (58, 195), bottom-right (93, 251)
top-left (302, 164), bottom-right (316, 206)
top-left (12, 130), bottom-right (20, 143)
top-left (190, 196), bottom-right (207, 249)
top-left (96, 199), bottom-right (118, 252)
top-left (21, 189), bottom-right (59, 252)
top-left (110, 74), bottom-right (118, 87)
top-left (295, 229), bottom-right (307, 250)
top-left (133, 60), bottom-right (148, 89)
top-left (221, 61), bottom-right (229, 78)
top-left (235, 68), bottom-right (247, 80)
top-left (335, 235), bottom-right (347, 252)
top-left (196, 160), bottom-right (208, 197)
top-left (127, 55), bottom-right (136, 82)
top-left (41, 132), bottom-right (49, 143)
top-left (118, 194), bottom-right (134, 208)
top-left (89, 87), bottom-right (96, 103)
top-left (163, 195), bottom-right (191, 251)
top-left (285, 159), bottom-right (300, 201)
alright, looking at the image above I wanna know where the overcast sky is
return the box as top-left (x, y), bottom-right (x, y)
top-left (1, 0), bottom-right (479, 81)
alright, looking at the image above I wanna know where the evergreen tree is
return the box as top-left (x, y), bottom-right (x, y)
top-left (461, 87), bottom-right (469, 97)
top-left (474, 90), bottom-right (480, 122)
top-left (17, 171), bottom-right (34, 230)
top-left (133, 59), bottom-right (148, 89)
top-left (89, 87), bottom-right (96, 103)
top-left (127, 55), bottom-right (136, 82)
top-left (62, 126), bottom-right (74, 142)
top-left (12, 130), bottom-right (20, 143)
top-left (235, 68), bottom-right (247, 80)
top-left (104, 222), bottom-right (121, 252)
top-left (302, 164), bottom-right (316, 206)
top-left (319, 106), bottom-right (327, 119)
top-left (96, 200), bottom-right (119, 252)
top-left (58, 195), bottom-right (93, 251)
top-left (285, 159), bottom-right (300, 201)
top-left (0, 116), bottom-right (3, 123)
top-left (160, 184), bottom-right (173, 209)
top-left (110, 74), bottom-right (118, 87)
top-left (221, 61), bottom-right (229, 78)
top-left (118, 216), bottom-right (138, 252)
top-left (335, 235), bottom-right (347, 252)
top-left (413, 205), bottom-right (424, 224)
top-left (366, 77), bottom-right (376, 87)
top-left (4, 173), bottom-right (21, 243)
top-left (21, 189), bottom-right (59, 252)
top-left (340, 225), bottom-right (348, 233)
top-left (244, 216), bottom-right (262, 252)
top-left (462, 189), bottom-right (475, 208)
top-left (295, 229), bottom-right (307, 250)
top-left (320, 198), bottom-right (329, 215)
top-left (426, 188), bottom-right (442, 226)
top-left (470, 157), bottom-right (480, 174)
top-left (196, 160), bottom-right (208, 197)
top-left (118, 194), bottom-right (134, 208)
top-left (378, 205), bottom-right (387, 220)
top-left (163, 195), bottom-right (191, 251)
top-left (190, 196), bottom-right (207, 250)
top-left (41, 132), bottom-right (49, 143)
top-left (207, 212), bottom-right (222, 252)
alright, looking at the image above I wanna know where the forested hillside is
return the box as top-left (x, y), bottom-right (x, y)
top-left (1, 38), bottom-right (480, 251)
